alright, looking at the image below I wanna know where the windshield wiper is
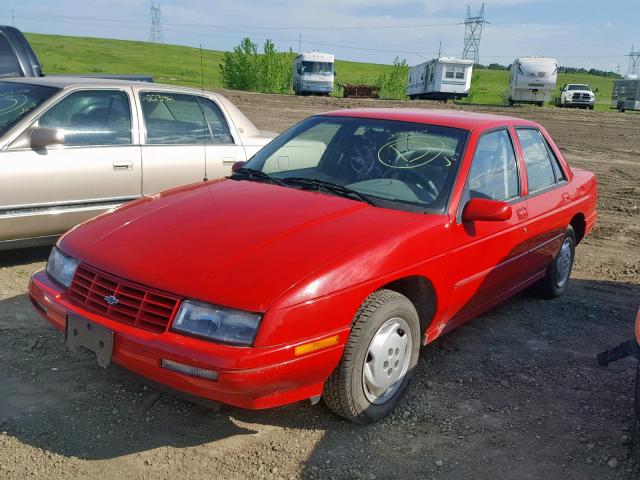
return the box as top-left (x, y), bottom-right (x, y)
top-left (282, 177), bottom-right (376, 206)
top-left (229, 167), bottom-right (286, 186)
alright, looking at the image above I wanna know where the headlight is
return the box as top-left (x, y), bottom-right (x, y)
top-left (172, 300), bottom-right (261, 346)
top-left (46, 247), bottom-right (79, 288)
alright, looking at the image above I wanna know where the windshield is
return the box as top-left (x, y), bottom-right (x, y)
top-left (241, 116), bottom-right (468, 213)
top-left (568, 84), bottom-right (591, 91)
top-left (301, 61), bottom-right (333, 75)
top-left (0, 82), bottom-right (59, 136)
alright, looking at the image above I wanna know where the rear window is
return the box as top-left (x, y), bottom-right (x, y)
top-left (0, 35), bottom-right (21, 77)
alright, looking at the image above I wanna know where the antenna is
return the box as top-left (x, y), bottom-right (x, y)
top-left (149, 3), bottom-right (164, 46)
top-left (11, 9), bottom-right (15, 27)
top-left (200, 44), bottom-right (208, 182)
top-left (438, 41), bottom-right (442, 58)
top-left (462, 3), bottom-right (487, 65)
top-left (298, 33), bottom-right (302, 53)
top-left (627, 45), bottom-right (640, 77)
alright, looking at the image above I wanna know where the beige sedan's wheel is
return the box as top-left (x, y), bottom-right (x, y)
top-left (322, 289), bottom-right (421, 423)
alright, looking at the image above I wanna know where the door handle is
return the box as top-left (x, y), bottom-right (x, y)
top-left (113, 161), bottom-right (133, 171)
top-left (562, 192), bottom-right (570, 201)
top-left (222, 157), bottom-right (237, 165)
top-left (516, 207), bottom-right (528, 220)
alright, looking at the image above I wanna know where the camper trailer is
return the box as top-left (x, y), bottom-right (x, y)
top-left (508, 57), bottom-right (558, 106)
top-left (293, 52), bottom-right (334, 96)
top-left (407, 57), bottom-right (474, 101)
top-left (611, 78), bottom-right (640, 112)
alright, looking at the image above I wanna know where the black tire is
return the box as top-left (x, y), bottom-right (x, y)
top-left (532, 225), bottom-right (576, 299)
top-left (323, 289), bottom-right (421, 423)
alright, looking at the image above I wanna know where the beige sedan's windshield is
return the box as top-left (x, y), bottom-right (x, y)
top-left (0, 82), bottom-right (59, 136)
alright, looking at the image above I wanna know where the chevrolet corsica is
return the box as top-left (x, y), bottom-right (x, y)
top-left (29, 109), bottom-right (597, 423)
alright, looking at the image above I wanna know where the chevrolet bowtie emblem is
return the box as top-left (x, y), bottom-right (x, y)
top-left (104, 294), bottom-right (119, 306)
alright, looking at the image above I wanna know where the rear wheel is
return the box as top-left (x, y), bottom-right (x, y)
top-left (323, 289), bottom-right (421, 423)
top-left (532, 225), bottom-right (576, 298)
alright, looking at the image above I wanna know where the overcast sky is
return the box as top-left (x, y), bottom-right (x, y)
top-left (2, 0), bottom-right (638, 72)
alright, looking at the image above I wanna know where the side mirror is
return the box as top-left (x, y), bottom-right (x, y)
top-left (31, 127), bottom-right (64, 149)
top-left (231, 160), bottom-right (247, 172)
top-left (462, 198), bottom-right (512, 222)
top-left (595, 88), bottom-right (599, 93)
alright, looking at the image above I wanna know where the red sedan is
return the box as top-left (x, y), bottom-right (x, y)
top-left (29, 109), bottom-right (597, 423)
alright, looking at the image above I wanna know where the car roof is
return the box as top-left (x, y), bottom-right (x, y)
top-left (0, 76), bottom-right (214, 95)
top-left (321, 108), bottom-right (539, 131)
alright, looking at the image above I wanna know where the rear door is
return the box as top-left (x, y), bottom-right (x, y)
top-left (448, 128), bottom-right (530, 324)
top-left (0, 87), bottom-right (142, 242)
top-left (515, 127), bottom-right (570, 274)
top-left (138, 91), bottom-right (245, 195)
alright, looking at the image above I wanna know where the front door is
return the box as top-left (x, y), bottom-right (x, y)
top-left (447, 128), bottom-right (529, 324)
top-left (0, 88), bottom-right (141, 242)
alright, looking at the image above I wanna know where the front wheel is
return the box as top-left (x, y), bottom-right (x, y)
top-left (532, 225), bottom-right (576, 298)
top-left (323, 289), bottom-right (421, 423)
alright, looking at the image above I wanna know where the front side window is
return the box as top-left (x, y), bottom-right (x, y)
top-left (467, 129), bottom-right (519, 201)
top-left (0, 81), bottom-right (59, 136)
top-left (516, 129), bottom-right (556, 192)
top-left (241, 116), bottom-right (468, 212)
top-left (38, 90), bottom-right (132, 146)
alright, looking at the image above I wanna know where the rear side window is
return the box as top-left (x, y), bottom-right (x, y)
top-left (140, 92), bottom-right (233, 145)
top-left (516, 129), bottom-right (558, 192)
top-left (467, 129), bottom-right (519, 201)
top-left (38, 90), bottom-right (132, 146)
top-left (0, 35), bottom-right (21, 77)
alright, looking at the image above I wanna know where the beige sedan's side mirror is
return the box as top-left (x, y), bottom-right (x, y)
top-left (30, 127), bottom-right (65, 150)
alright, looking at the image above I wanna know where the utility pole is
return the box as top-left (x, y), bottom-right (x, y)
top-left (462, 3), bottom-right (487, 65)
top-left (298, 33), bottom-right (302, 53)
top-left (149, 3), bottom-right (164, 46)
top-left (626, 45), bottom-right (640, 77)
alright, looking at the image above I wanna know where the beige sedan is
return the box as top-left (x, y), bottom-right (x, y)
top-left (0, 77), bottom-right (274, 250)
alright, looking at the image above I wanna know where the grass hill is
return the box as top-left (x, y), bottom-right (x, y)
top-left (25, 33), bottom-right (615, 110)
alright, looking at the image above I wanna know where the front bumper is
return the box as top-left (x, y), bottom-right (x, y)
top-left (29, 270), bottom-right (348, 409)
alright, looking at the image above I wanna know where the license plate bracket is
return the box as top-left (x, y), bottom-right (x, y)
top-left (66, 314), bottom-right (113, 368)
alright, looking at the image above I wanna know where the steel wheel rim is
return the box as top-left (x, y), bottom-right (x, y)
top-left (555, 237), bottom-right (573, 288)
top-left (362, 317), bottom-right (412, 405)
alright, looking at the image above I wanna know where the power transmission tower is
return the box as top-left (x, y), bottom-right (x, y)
top-left (149, 3), bottom-right (164, 46)
top-left (462, 3), bottom-right (487, 65)
top-left (627, 45), bottom-right (640, 77)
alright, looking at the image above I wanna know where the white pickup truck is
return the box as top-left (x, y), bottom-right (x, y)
top-left (556, 83), bottom-right (596, 109)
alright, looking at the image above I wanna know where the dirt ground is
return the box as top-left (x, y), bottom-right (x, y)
top-left (1, 92), bottom-right (639, 480)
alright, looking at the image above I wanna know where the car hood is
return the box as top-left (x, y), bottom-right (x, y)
top-left (60, 179), bottom-right (429, 312)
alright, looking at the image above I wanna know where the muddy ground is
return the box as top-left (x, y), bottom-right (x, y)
top-left (1, 93), bottom-right (639, 480)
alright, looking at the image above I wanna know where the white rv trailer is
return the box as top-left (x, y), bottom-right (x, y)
top-left (293, 52), bottom-right (334, 96)
top-left (407, 57), bottom-right (474, 101)
top-left (508, 57), bottom-right (558, 106)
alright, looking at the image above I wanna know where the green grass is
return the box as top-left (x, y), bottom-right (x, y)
top-left (26, 33), bottom-right (617, 110)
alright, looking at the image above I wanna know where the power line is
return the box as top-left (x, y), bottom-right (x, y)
top-left (627, 45), bottom-right (640, 77)
top-left (149, 3), bottom-right (164, 46)
top-left (462, 3), bottom-right (487, 64)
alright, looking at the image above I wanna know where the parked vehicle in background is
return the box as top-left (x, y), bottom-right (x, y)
top-left (0, 25), bottom-right (153, 82)
top-left (556, 83), bottom-right (596, 109)
top-left (611, 78), bottom-right (640, 112)
top-left (598, 308), bottom-right (640, 460)
top-left (508, 56), bottom-right (558, 106)
top-left (30, 108), bottom-right (597, 423)
top-left (407, 57), bottom-right (474, 101)
top-left (0, 77), bottom-right (274, 250)
top-left (293, 52), bottom-right (334, 96)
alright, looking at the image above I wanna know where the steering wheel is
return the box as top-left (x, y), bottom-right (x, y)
top-left (383, 168), bottom-right (439, 202)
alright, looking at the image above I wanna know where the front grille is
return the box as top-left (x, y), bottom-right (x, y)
top-left (69, 264), bottom-right (180, 333)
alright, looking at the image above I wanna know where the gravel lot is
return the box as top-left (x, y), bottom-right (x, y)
top-left (1, 93), bottom-right (639, 480)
